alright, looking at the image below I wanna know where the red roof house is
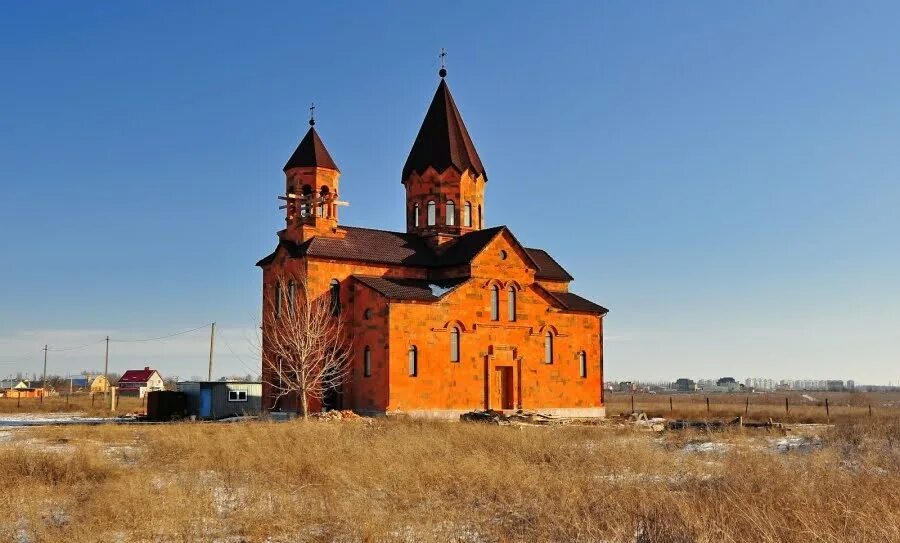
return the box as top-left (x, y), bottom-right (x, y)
top-left (118, 367), bottom-right (164, 395)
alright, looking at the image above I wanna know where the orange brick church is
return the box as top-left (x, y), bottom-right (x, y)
top-left (257, 67), bottom-right (608, 417)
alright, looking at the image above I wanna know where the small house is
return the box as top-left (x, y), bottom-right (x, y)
top-left (8, 380), bottom-right (52, 398)
top-left (91, 375), bottom-right (111, 394)
top-left (118, 367), bottom-right (164, 397)
top-left (177, 381), bottom-right (262, 419)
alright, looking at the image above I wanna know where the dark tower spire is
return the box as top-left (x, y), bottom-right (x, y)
top-left (283, 125), bottom-right (339, 172)
top-left (403, 64), bottom-right (487, 243)
top-left (401, 76), bottom-right (486, 182)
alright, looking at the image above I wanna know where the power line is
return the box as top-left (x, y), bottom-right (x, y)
top-left (221, 335), bottom-right (259, 377)
top-left (47, 338), bottom-right (107, 352)
top-left (109, 323), bottom-right (212, 343)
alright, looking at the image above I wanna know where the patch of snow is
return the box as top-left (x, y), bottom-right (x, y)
top-left (770, 436), bottom-right (823, 453)
top-left (0, 430), bottom-right (14, 443)
top-left (802, 394), bottom-right (818, 402)
top-left (683, 441), bottom-right (730, 454)
top-left (103, 444), bottom-right (143, 465)
top-left (0, 413), bottom-right (135, 428)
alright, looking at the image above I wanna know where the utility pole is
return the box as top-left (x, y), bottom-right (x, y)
top-left (207, 322), bottom-right (216, 382)
top-left (42, 344), bottom-right (48, 402)
top-left (104, 336), bottom-right (109, 399)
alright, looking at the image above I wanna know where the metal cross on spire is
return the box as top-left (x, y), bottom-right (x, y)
top-left (309, 102), bottom-right (316, 126)
top-left (439, 48), bottom-right (447, 78)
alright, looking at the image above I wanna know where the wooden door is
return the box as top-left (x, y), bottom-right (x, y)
top-left (492, 367), bottom-right (514, 410)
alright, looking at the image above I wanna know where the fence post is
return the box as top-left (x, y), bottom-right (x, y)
top-left (17, 394), bottom-right (20, 409)
top-left (745, 396), bottom-right (749, 416)
top-left (630, 395), bottom-right (634, 413)
top-left (669, 396), bottom-right (673, 413)
top-left (91, 394), bottom-right (95, 407)
top-left (785, 397), bottom-right (789, 415)
top-left (869, 404), bottom-right (873, 417)
top-left (706, 397), bottom-right (710, 413)
top-left (66, 394), bottom-right (69, 407)
top-left (825, 398), bottom-right (829, 421)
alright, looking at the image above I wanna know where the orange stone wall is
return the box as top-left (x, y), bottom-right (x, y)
top-left (382, 277), bottom-right (602, 414)
top-left (260, 231), bottom-right (604, 416)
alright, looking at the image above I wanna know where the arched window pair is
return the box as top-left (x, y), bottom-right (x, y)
top-left (412, 203), bottom-right (420, 228)
top-left (422, 200), bottom-right (459, 227)
top-left (489, 285), bottom-right (516, 322)
top-left (463, 202), bottom-right (472, 227)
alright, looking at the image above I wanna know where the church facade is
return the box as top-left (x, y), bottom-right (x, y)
top-left (257, 70), bottom-right (608, 417)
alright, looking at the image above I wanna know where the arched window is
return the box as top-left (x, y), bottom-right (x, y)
top-left (318, 186), bottom-right (330, 217)
top-left (330, 279), bottom-right (340, 315)
top-left (490, 285), bottom-right (500, 321)
top-left (427, 201), bottom-right (436, 226)
top-left (274, 282), bottom-right (282, 319)
top-left (579, 351), bottom-right (587, 378)
top-left (544, 332), bottom-right (554, 364)
top-left (287, 280), bottom-right (297, 316)
top-left (478, 205), bottom-right (483, 229)
top-left (463, 202), bottom-right (472, 227)
top-left (507, 286), bottom-right (516, 322)
top-left (300, 185), bottom-right (313, 217)
top-left (446, 200), bottom-right (455, 226)
top-left (408, 346), bottom-right (418, 377)
top-left (450, 327), bottom-right (460, 362)
top-left (413, 203), bottom-right (420, 228)
top-left (363, 346), bottom-right (372, 377)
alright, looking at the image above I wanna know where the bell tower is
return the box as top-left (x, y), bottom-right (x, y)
top-left (402, 60), bottom-right (487, 246)
top-left (279, 107), bottom-right (344, 244)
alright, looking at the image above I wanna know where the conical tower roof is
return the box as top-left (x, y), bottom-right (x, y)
top-left (283, 126), bottom-right (340, 172)
top-left (402, 78), bottom-right (486, 181)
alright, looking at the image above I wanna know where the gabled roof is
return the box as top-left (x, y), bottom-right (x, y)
top-left (256, 227), bottom-right (435, 268)
top-left (526, 248), bottom-right (574, 281)
top-left (353, 276), bottom-right (467, 301)
top-left (543, 289), bottom-right (609, 315)
top-left (402, 79), bottom-right (486, 181)
top-left (435, 226), bottom-right (506, 266)
top-left (256, 226), bottom-right (572, 285)
top-left (119, 368), bottom-right (159, 383)
top-left (283, 126), bottom-right (340, 172)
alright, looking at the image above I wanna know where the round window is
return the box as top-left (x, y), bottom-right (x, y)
top-left (364, 308), bottom-right (373, 320)
top-left (499, 250), bottom-right (507, 260)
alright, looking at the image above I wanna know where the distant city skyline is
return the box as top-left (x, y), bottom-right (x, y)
top-left (1, 3), bottom-right (898, 383)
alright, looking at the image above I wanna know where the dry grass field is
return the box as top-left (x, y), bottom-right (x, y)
top-left (1, 413), bottom-right (898, 542)
top-left (0, 395), bottom-right (144, 418)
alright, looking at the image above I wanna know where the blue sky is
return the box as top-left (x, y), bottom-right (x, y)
top-left (1, 2), bottom-right (898, 383)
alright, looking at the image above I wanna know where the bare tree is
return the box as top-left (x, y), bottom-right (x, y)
top-left (260, 275), bottom-right (351, 420)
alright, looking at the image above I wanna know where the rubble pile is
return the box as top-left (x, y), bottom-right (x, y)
top-left (311, 409), bottom-right (363, 421)
top-left (460, 409), bottom-right (563, 426)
